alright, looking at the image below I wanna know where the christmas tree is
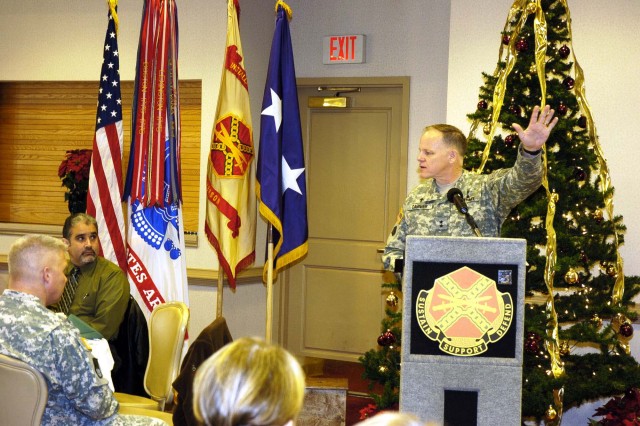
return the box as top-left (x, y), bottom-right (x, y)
top-left (360, 0), bottom-right (640, 423)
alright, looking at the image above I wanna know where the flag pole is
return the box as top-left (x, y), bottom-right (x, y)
top-left (217, 268), bottom-right (224, 318)
top-left (265, 223), bottom-right (275, 343)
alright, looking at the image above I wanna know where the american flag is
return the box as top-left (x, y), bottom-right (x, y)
top-left (86, 6), bottom-right (127, 271)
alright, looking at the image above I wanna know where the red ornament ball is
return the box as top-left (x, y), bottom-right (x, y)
top-left (515, 38), bottom-right (529, 52)
top-left (377, 330), bottom-right (397, 347)
top-left (558, 45), bottom-right (571, 59)
top-left (580, 251), bottom-right (589, 264)
top-left (574, 167), bottom-right (586, 181)
top-left (577, 115), bottom-right (588, 128)
top-left (477, 100), bottom-right (488, 110)
top-left (502, 34), bottom-right (510, 45)
top-left (563, 76), bottom-right (575, 90)
top-left (504, 134), bottom-right (517, 148)
top-left (620, 322), bottom-right (634, 338)
top-left (508, 103), bottom-right (521, 116)
top-left (557, 102), bottom-right (568, 116)
top-left (525, 338), bottom-right (540, 354)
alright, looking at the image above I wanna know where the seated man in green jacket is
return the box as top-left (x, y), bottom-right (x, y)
top-left (52, 213), bottom-right (129, 344)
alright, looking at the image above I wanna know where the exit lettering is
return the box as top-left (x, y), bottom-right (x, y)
top-left (323, 34), bottom-right (366, 64)
top-left (329, 35), bottom-right (357, 61)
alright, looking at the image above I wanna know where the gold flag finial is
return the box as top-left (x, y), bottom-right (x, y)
top-left (108, 0), bottom-right (119, 35)
top-left (275, 0), bottom-right (292, 21)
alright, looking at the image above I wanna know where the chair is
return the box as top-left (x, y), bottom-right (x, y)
top-left (115, 301), bottom-right (189, 411)
top-left (112, 296), bottom-right (150, 396)
top-left (172, 316), bottom-right (233, 426)
top-left (0, 354), bottom-right (49, 426)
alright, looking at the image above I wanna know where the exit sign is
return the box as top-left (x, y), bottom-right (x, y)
top-left (323, 34), bottom-right (366, 64)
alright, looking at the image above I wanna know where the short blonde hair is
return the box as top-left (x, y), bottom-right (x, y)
top-left (423, 124), bottom-right (468, 156)
top-left (356, 411), bottom-right (425, 426)
top-left (193, 337), bottom-right (306, 426)
top-left (8, 234), bottom-right (68, 282)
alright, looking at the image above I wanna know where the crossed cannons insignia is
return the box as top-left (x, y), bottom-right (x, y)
top-left (416, 266), bottom-right (513, 356)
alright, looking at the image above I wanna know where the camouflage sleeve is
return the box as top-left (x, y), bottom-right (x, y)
top-left (53, 325), bottom-right (119, 420)
top-left (489, 145), bottom-right (543, 220)
top-left (382, 207), bottom-right (407, 271)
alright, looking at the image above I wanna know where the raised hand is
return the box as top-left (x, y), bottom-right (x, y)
top-left (512, 104), bottom-right (559, 152)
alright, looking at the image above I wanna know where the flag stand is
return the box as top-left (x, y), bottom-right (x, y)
top-left (265, 224), bottom-right (275, 343)
top-left (217, 268), bottom-right (224, 319)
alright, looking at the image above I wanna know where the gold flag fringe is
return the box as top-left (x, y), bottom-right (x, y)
top-left (108, 0), bottom-right (119, 35)
top-left (275, 0), bottom-right (292, 21)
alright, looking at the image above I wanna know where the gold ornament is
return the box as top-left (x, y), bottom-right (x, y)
top-left (593, 209), bottom-right (604, 222)
top-left (591, 314), bottom-right (603, 329)
top-left (618, 342), bottom-right (631, 355)
top-left (544, 405), bottom-right (557, 422)
top-left (483, 124), bottom-right (491, 135)
top-left (378, 365), bottom-right (388, 374)
top-left (559, 341), bottom-right (570, 356)
top-left (606, 264), bottom-right (617, 277)
top-left (564, 268), bottom-right (579, 285)
top-left (611, 313), bottom-right (627, 331)
top-left (386, 292), bottom-right (399, 308)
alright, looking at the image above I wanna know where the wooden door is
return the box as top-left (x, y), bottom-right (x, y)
top-left (280, 77), bottom-right (409, 362)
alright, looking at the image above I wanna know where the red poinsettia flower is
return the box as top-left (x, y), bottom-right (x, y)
top-left (58, 149), bottom-right (92, 204)
top-left (359, 403), bottom-right (379, 420)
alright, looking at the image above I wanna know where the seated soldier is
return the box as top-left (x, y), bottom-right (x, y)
top-left (0, 234), bottom-right (166, 425)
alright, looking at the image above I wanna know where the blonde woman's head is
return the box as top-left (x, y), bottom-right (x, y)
top-left (193, 337), bottom-right (306, 426)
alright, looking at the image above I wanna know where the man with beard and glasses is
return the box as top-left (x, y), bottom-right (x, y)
top-left (51, 213), bottom-right (130, 344)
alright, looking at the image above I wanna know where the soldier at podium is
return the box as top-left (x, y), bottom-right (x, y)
top-left (383, 105), bottom-right (558, 272)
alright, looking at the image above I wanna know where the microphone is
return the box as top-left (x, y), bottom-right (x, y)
top-left (446, 188), bottom-right (483, 237)
top-left (446, 188), bottom-right (468, 214)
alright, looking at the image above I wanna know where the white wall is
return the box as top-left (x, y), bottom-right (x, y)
top-left (448, 0), bottom-right (640, 275)
top-left (0, 0), bottom-right (452, 339)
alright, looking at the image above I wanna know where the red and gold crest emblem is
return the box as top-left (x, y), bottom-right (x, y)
top-left (415, 266), bottom-right (513, 356)
top-left (210, 114), bottom-right (253, 178)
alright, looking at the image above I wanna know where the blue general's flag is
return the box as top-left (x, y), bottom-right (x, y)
top-left (256, 4), bottom-right (308, 282)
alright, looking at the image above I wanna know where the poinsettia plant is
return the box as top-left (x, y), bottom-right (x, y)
top-left (591, 388), bottom-right (640, 425)
top-left (58, 149), bottom-right (92, 213)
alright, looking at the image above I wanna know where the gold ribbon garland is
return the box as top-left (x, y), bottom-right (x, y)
top-left (108, 0), bottom-right (119, 35)
top-left (473, 0), bottom-right (530, 172)
top-left (467, 0), bottom-right (567, 420)
top-left (560, 0), bottom-right (625, 305)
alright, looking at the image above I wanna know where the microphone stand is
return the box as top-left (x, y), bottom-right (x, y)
top-left (464, 212), bottom-right (483, 237)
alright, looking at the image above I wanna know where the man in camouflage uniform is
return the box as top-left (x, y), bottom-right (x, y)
top-left (0, 234), bottom-right (166, 426)
top-left (383, 105), bottom-right (559, 271)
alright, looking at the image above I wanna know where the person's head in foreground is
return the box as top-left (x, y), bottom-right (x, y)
top-left (193, 336), bottom-right (306, 426)
top-left (356, 411), bottom-right (426, 426)
top-left (8, 234), bottom-right (69, 306)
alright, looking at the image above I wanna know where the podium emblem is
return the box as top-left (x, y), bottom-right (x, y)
top-left (415, 266), bottom-right (513, 356)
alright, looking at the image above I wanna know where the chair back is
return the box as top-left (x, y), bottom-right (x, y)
top-left (144, 301), bottom-right (189, 410)
top-left (0, 354), bottom-right (48, 425)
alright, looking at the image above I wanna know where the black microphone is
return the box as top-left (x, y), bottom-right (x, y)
top-left (446, 188), bottom-right (483, 237)
top-left (446, 188), bottom-right (469, 214)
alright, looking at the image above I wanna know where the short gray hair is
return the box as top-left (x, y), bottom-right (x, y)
top-left (62, 213), bottom-right (98, 239)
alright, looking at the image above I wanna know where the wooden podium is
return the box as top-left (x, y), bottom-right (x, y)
top-left (399, 236), bottom-right (526, 426)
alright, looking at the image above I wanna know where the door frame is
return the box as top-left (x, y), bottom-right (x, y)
top-left (271, 76), bottom-right (410, 346)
